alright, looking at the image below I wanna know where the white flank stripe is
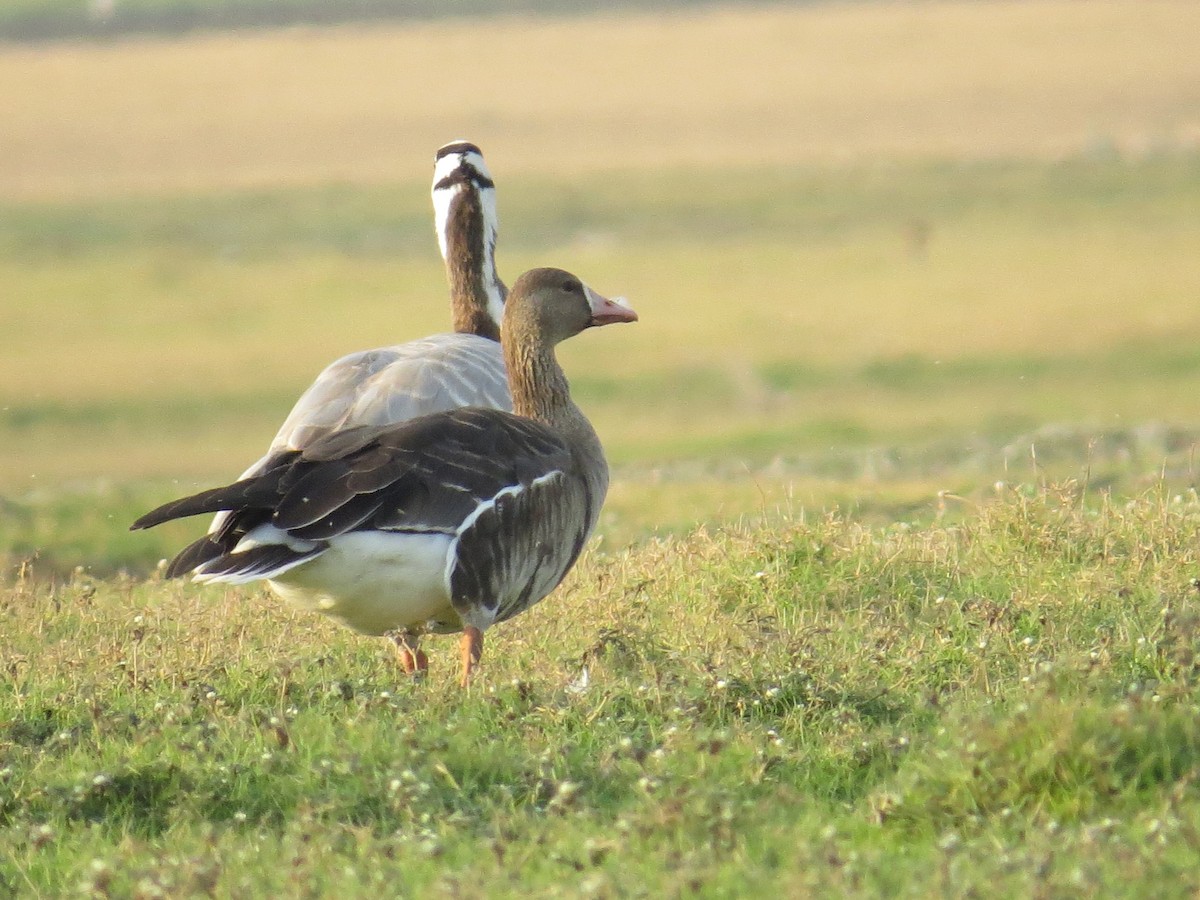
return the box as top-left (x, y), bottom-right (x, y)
top-left (443, 470), bottom-right (563, 592)
top-left (528, 470), bottom-right (564, 491)
top-left (453, 483), bottom-right (526, 541)
top-left (377, 525), bottom-right (455, 535)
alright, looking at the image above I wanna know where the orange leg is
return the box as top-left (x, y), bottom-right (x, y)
top-left (459, 625), bottom-right (484, 688)
top-left (390, 631), bottom-right (429, 677)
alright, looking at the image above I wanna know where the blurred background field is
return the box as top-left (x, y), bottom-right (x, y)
top-left (3, 0), bottom-right (1200, 574)
top-left (5, 1), bottom-right (1200, 198)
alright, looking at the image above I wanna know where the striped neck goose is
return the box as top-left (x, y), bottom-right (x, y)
top-left (205, 142), bottom-right (511, 578)
top-left (432, 140), bottom-right (506, 341)
top-left (260, 140), bottom-right (510, 459)
top-left (133, 268), bottom-right (638, 687)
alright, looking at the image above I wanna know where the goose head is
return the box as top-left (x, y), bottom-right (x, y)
top-left (432, 140), bottom-right (505, 340)
top-left (503, 268), bottom-right (638, 349)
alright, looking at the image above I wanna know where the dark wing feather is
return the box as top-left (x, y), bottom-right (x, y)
top-left (363, 408), bottom-right (576, 536)
top-left (283, 486), bottom-right (390, 542)
top-left (134, 408), bottom-right (577, 582)
top-left (190, 543), bottom-right (325, 582)
top-left (272, 459), bottom-right (357, 530)
top-left (450, 467), bottom-right (597, 626)
top-left (163, 535), bottom-right (226, 579)
top-left (130, 454), bottom-right (299, 531)
top-left (296, 422), bottom-right (392, 462)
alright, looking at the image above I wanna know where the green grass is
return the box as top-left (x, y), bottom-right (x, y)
top-left (3, 488), bottom-right (1200, 894)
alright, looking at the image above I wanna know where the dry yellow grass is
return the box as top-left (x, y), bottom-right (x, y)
top-left (2, 0), bottom-right (1199, 199)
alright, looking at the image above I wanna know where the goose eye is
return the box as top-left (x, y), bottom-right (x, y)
top-left (562, 278), bottom-right (582, 294)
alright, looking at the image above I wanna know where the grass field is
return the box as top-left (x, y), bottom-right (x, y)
top-left (6, 492), bottom-right (1200, 895)
top-left (4, 0), bottom-right (1200, 894)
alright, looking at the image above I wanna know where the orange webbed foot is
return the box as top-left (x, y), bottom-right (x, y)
top-left (390, 632), bottom-right (429, 677)
top-left (460, 626), bottom-right (484, 688)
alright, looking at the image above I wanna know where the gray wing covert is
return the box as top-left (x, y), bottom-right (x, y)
top-left (270, 334), bottom-right (509, 454)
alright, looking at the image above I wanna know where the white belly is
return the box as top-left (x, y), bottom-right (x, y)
top-left (267, 531), bottom-right (460, 636)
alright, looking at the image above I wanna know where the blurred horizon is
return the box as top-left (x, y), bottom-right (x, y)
top-left (2, 0), bottom-right (756, 43)
top-left (3, 1), bottom-right (1199, 202)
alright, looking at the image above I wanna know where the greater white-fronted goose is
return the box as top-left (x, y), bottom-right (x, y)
top-left (133, 268), bottom-right (637, 686)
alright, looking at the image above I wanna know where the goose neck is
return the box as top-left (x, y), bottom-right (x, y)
top-left (504, 338), bottom-right (571, 426)
top-left (436, 185), bottom-right (505, 341)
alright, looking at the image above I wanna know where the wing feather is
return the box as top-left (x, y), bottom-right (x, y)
top-left (192, 543), bottom-right (324, 583)
top-left (137, 408), bottom-right (577, 587)
top-left (269, 335), bottom-right (509, 455)
top-left (449, 469), bottom-right (596, 626)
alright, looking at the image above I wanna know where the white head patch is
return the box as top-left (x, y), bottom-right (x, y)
top-left (432, 146), bottom-right (497, 261)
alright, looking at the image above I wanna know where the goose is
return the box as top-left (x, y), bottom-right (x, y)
top-left (133, 268), bottom-right (637, 686)
top-left (203, 142), bottom-right (512, 667)
top-left (261, 140), bottom-right (510, 458)
top-left (432, 139), bottom-right (506, 340)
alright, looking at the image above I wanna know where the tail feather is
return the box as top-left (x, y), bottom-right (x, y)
top-left (164, 535), bottom-right (226, 579)
top-left (132, 481), bottom-right (255, 531)
top-left (191, 543), bottom-right (324, 585)
top-left (131, 453), bottom-right (298, 532)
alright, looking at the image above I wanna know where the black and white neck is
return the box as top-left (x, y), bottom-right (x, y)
top-left (432, 140), bottom-right (506, 341)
